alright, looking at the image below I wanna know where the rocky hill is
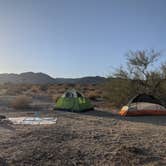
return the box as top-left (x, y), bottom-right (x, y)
top-left (0, 72), bottom-right (106, 84)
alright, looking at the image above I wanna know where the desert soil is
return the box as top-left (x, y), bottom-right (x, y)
top-left (0, 103), bottom-right (166, 166)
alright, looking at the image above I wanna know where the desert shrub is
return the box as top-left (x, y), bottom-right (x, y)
top-left (67, 83), bottom-right (75, 87)
top-left (40, 84), bottom-right (48, 91)
top-left (47, 84), bottom-right (61, 95)
top-left (156, 80), bottom-right (166, 106)
top-left (52, 94), bottom-right (60, 102)
top-left (87, 91), bottom-right (101, 101)
top-left (11, 95), bottom-right (32, 109)
top-left (102, 78), bottom-right (136, 107)
top-left (82, 87), bottom-right (89, 92)
top-left (30, 85), bottom-right (40, 93)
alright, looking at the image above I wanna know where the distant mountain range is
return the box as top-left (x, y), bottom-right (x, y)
top-left (0, 72), bottom-right (106, 84)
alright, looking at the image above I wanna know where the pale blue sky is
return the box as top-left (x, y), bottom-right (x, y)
top-left (0, 0), bottom-right (166, 78)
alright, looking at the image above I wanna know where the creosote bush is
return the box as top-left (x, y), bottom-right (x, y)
top-left (11, 95), bottom-right (32, 109)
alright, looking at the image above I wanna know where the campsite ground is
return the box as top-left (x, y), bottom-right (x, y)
top-left (0, 85), bottom-right (166, 166)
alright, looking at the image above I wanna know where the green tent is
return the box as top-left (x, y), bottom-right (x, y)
top-left (55, 89), bottom-right (94, 112)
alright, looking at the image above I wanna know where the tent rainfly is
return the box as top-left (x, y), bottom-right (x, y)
top-left (55, 89), bottom-right (94, 112)
top-left (119, 94), bottom-right (166, 116)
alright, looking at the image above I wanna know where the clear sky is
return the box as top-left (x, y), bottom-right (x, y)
top-left (0, 0), bottom-right (166, 78)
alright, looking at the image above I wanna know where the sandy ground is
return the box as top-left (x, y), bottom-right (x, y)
top-left (0, 106), bottom-right (165, 166)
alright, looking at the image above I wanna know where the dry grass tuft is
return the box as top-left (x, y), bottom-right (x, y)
top-left (87, 91), bottom-right (100, 101)
top-left (11, 95), bottom-right (32, 109)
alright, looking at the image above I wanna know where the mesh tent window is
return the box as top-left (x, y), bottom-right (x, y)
top-left (129, 94), bottom-right (163, 105)
top-left (76, 92), bottom-right (83, 98)
top-left (128, 94), bottom-right (164, 111)
top-left (63, 89), bottom-right (84, 98)
top-left (65, 92), bottom-right (74, 98)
